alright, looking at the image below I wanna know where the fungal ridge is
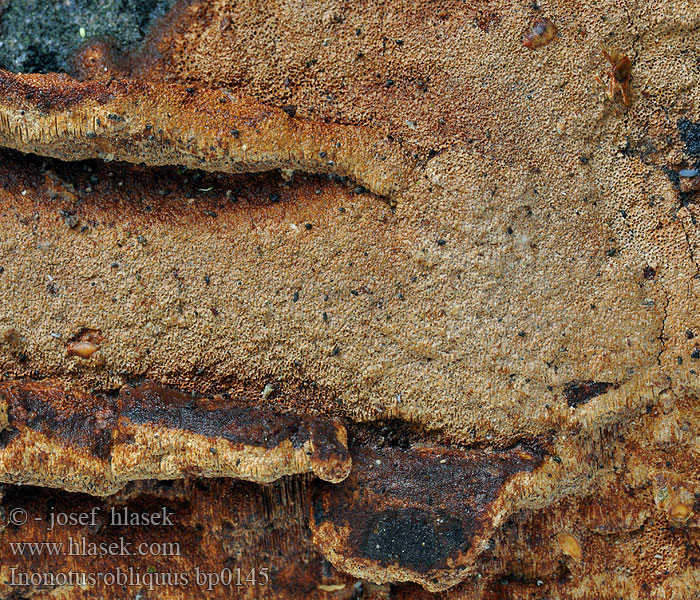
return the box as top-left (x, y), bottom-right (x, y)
top-left (0, 68), bottom-right (411, 199)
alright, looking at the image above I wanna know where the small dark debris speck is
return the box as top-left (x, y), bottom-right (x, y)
top-left (691, 348), bottom-right (700, 360)
top-left (331, 346), bottom-right (340, 356)
top-left (185, 87), bottom-right (196, 95)
top-left (607, 248), bottom-right (617, 257)
top-left (59, 209), bottom-right (78, 229)
top-left (107, 113), bottom-right (124, 122)
top-left (385, 79), bottom-right (394, 87)
top-left (231, 129), bottom-right (240, 138)
top-left (687, 330), bottom-right (695, 339)
top-left (203, 209), bottom-right (218, 218)
top-left (319, 151), bottom-right (327, 158)
top-left (305, 223), bottom-right (313, 230)
top-left (292, 291), bottom-right (299, 303)
top-left (437, 239), bottom-right (446, 246)
top-left (269, 193), bottom-right (280, 203)
top-left (517, 331), bottom-right (526, 337)
top-left (282, 105), bottom-right (297, 118)
top-left (643, 266), bottom-right (656, 280)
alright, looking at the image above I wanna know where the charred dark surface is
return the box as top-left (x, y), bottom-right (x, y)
top-left (0, 379), bottom-right (350, 466)
top-left (563, 380), bottom-right (614, 408)
top-left (1, 380), bottom-right (115, 458)
top-left (311, 444), bottom-right (543, 581)
top-left (120, 382), bottom-right (311, 450)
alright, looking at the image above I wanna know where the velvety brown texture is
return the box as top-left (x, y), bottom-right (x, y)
top-left (0, 0), bottom-right (699, 597)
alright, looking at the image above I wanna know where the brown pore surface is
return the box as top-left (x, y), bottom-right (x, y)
top-left (0, 0), bottom-right (699, 597)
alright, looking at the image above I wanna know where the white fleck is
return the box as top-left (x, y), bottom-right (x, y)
top-left (79, 27), bottom-right (86, 38)
top-left (261, 383), bottom-right (274, 399)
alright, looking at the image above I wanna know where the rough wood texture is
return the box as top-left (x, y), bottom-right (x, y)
top-left (0, 0), bottom-right (699, 597)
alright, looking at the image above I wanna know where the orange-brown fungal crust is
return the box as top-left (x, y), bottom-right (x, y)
top-left (0, 69), bottom-right (410, 199)
top-left (1, 0), bottom-right (700, 596)
top-left (596, 46), bottom-right (632, 106)
top-left (522, 18), bottom-right (558, 50)
top-left (0, 379), bottom-right (352, 494)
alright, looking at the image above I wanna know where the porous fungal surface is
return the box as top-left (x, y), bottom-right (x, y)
top-left (0, 0), bottom-right (698, 598)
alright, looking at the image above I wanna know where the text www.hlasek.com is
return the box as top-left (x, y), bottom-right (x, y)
top-left (10, 537), bottom-right (180, 557)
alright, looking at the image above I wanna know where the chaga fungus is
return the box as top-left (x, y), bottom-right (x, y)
top-left (522, 18), bottom-right (559, 50)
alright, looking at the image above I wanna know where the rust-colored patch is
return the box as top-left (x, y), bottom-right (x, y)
top-left (119, 381), bottom-right (310, 450)
top-left (0, 379), bottom-right (115, 458)
top-left (0, 69), bottom-right (115, 112)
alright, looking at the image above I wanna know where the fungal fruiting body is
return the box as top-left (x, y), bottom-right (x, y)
top-left (595, 46), bottom-right (632, 106)
top-left (522, 18), bottom-right (559, 50)
top-left (0, 69), bottom-right (409, 199)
